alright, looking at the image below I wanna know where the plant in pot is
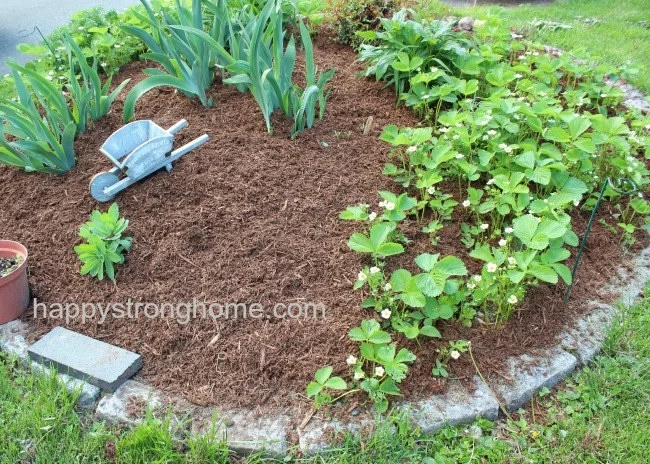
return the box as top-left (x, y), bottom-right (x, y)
top-left (0, 240), bottom-right (29, 324)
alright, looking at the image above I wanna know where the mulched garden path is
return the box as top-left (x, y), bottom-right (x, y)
top-left (0, 33), bottom-right (641, 412)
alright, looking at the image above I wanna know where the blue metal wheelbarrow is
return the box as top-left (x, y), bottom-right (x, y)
top-left (89, 119), bottom-right (209, 202)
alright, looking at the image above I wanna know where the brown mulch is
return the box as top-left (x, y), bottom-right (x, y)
top-left (0, 34), bottom-right (643, 413)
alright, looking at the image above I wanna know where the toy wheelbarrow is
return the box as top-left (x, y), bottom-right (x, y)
top-left (89, 119), bottom-right (208, 202)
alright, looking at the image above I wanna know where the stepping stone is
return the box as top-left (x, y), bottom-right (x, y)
top-left (28, 327), bottom-right (142, 392)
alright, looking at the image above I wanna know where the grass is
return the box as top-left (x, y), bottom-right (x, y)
top-left (0, 296), bottom-right (648, 463)
top-left (448, 0), bottom-right (650, 93)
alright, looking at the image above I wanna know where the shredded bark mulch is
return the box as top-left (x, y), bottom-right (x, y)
top-left (0, 34), bottom-right (643, 413)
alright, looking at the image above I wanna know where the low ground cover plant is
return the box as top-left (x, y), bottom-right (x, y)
top-left (309, 11), bottom-right (650, 412)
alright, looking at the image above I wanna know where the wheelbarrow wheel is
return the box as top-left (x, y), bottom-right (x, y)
top-left (90, 172), bottom-right (119, 202)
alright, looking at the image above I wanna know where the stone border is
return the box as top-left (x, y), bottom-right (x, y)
top-left (1, 246), bottom-right (648, 456)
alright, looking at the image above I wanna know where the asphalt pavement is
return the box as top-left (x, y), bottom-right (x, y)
top-left (0, 0), bottom-right (138, 74)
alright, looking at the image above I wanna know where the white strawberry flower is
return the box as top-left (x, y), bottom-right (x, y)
top-left (480, 223), bottom-right (489, 230)
top-left (474, 275), bottom-right (482, 282)
top-left (487, 130), bottom-right (497, 136)
top-left (375, 366), bottom-right (385, 377)
top-left (384, 202), bottom-right (395, 211)
top-left (499, 239), bottom-right (507, 247)
top-left (358, 271), bottom-right (368, 281)
top-left (407, 145), bottom-right (418, 153)
top-left (455, 153), bottom-right (465, 159)
top-left (354, 371), bottom-right (365, 380)
top-left (450, 350), bottom-right (461, 360)
top-left (507, 295), bottom-right (518, 304)
top-left (463, 200), bottom-right (471, 207)
top-left (369, 266), bottom-right (381, 274)
top-left (368, 212), bottom-right (377, 221)
top-left (507, 256), bottom-right (517, 265)
top-left (487, 262), bottom-right (498, 273)
top-left (427, 186), bottom-right (436, 195)
top-left (385, 283), bottom-right (392, 291)
top-left (381, 308), bottom-right (392, 319)
top-left (346, 355), bottom-right (358, 365)
top-left (505, 227), bottom-right (514, 234)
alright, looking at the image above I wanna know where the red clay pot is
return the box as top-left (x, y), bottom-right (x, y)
top-left (0, 240), bottom-right (29, 325)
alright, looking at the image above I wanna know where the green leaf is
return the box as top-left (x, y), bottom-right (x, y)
top-left (435, 256), bottom-right (467, 276)
top-left (314, 366), bottom-right (333, 385)
top-left (306, 382), bottom-right (322, 397)
top-left (545, 127), bottom-right (570, 143)
top-left (123, 75), bottom-right (198, 122)
top-left (347, 233), bottom-right (374, 253)
top-left (324, 377), bottom-right (347, 390)
top-left (415, 253), bottom-right (440, 272)
top-left (529, 263), bottom-right (558, 283)
top-left (420, 325), bottom-right (442, 338)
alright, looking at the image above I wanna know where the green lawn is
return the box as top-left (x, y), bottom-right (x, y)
top-left (450, 0), bottom-right (650, 93)
top-left (1, 296), bottom-right (648, 463)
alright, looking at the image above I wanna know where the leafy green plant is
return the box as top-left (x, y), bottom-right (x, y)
top-left (347, 221), bottom-right (405, 261)
top-left (74, 203), bottom-right (132, 281)
top-left (357, 9), bottom-right (476, 103)
top-left (332, 0), bottom-right (396, 49)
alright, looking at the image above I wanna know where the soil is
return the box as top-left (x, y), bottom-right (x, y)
top-left (0, 33), bottom-right (645, 413)
top-left (0, 256), bottom-right (20, 278)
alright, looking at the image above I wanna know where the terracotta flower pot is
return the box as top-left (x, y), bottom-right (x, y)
top-left (0, 240), bottom-right (30, 325)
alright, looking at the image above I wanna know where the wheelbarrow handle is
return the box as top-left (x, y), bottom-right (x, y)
top-left (167, 119), bottom-right (188, 135)
top-left (169, 134), bottom-right (209, 159)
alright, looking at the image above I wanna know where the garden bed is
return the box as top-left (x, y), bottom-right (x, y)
top-left (0, 34), bottom-right (643, 412)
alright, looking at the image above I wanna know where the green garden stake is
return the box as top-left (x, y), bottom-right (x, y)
top-left (564, 177), bottom-right (637, 303)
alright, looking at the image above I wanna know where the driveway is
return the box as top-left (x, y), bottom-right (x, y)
top-left (0, 0), bottom-right (138, 74)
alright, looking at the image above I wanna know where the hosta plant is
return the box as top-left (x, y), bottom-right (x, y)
top-left (74, 203), bottom-right (132, 281)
